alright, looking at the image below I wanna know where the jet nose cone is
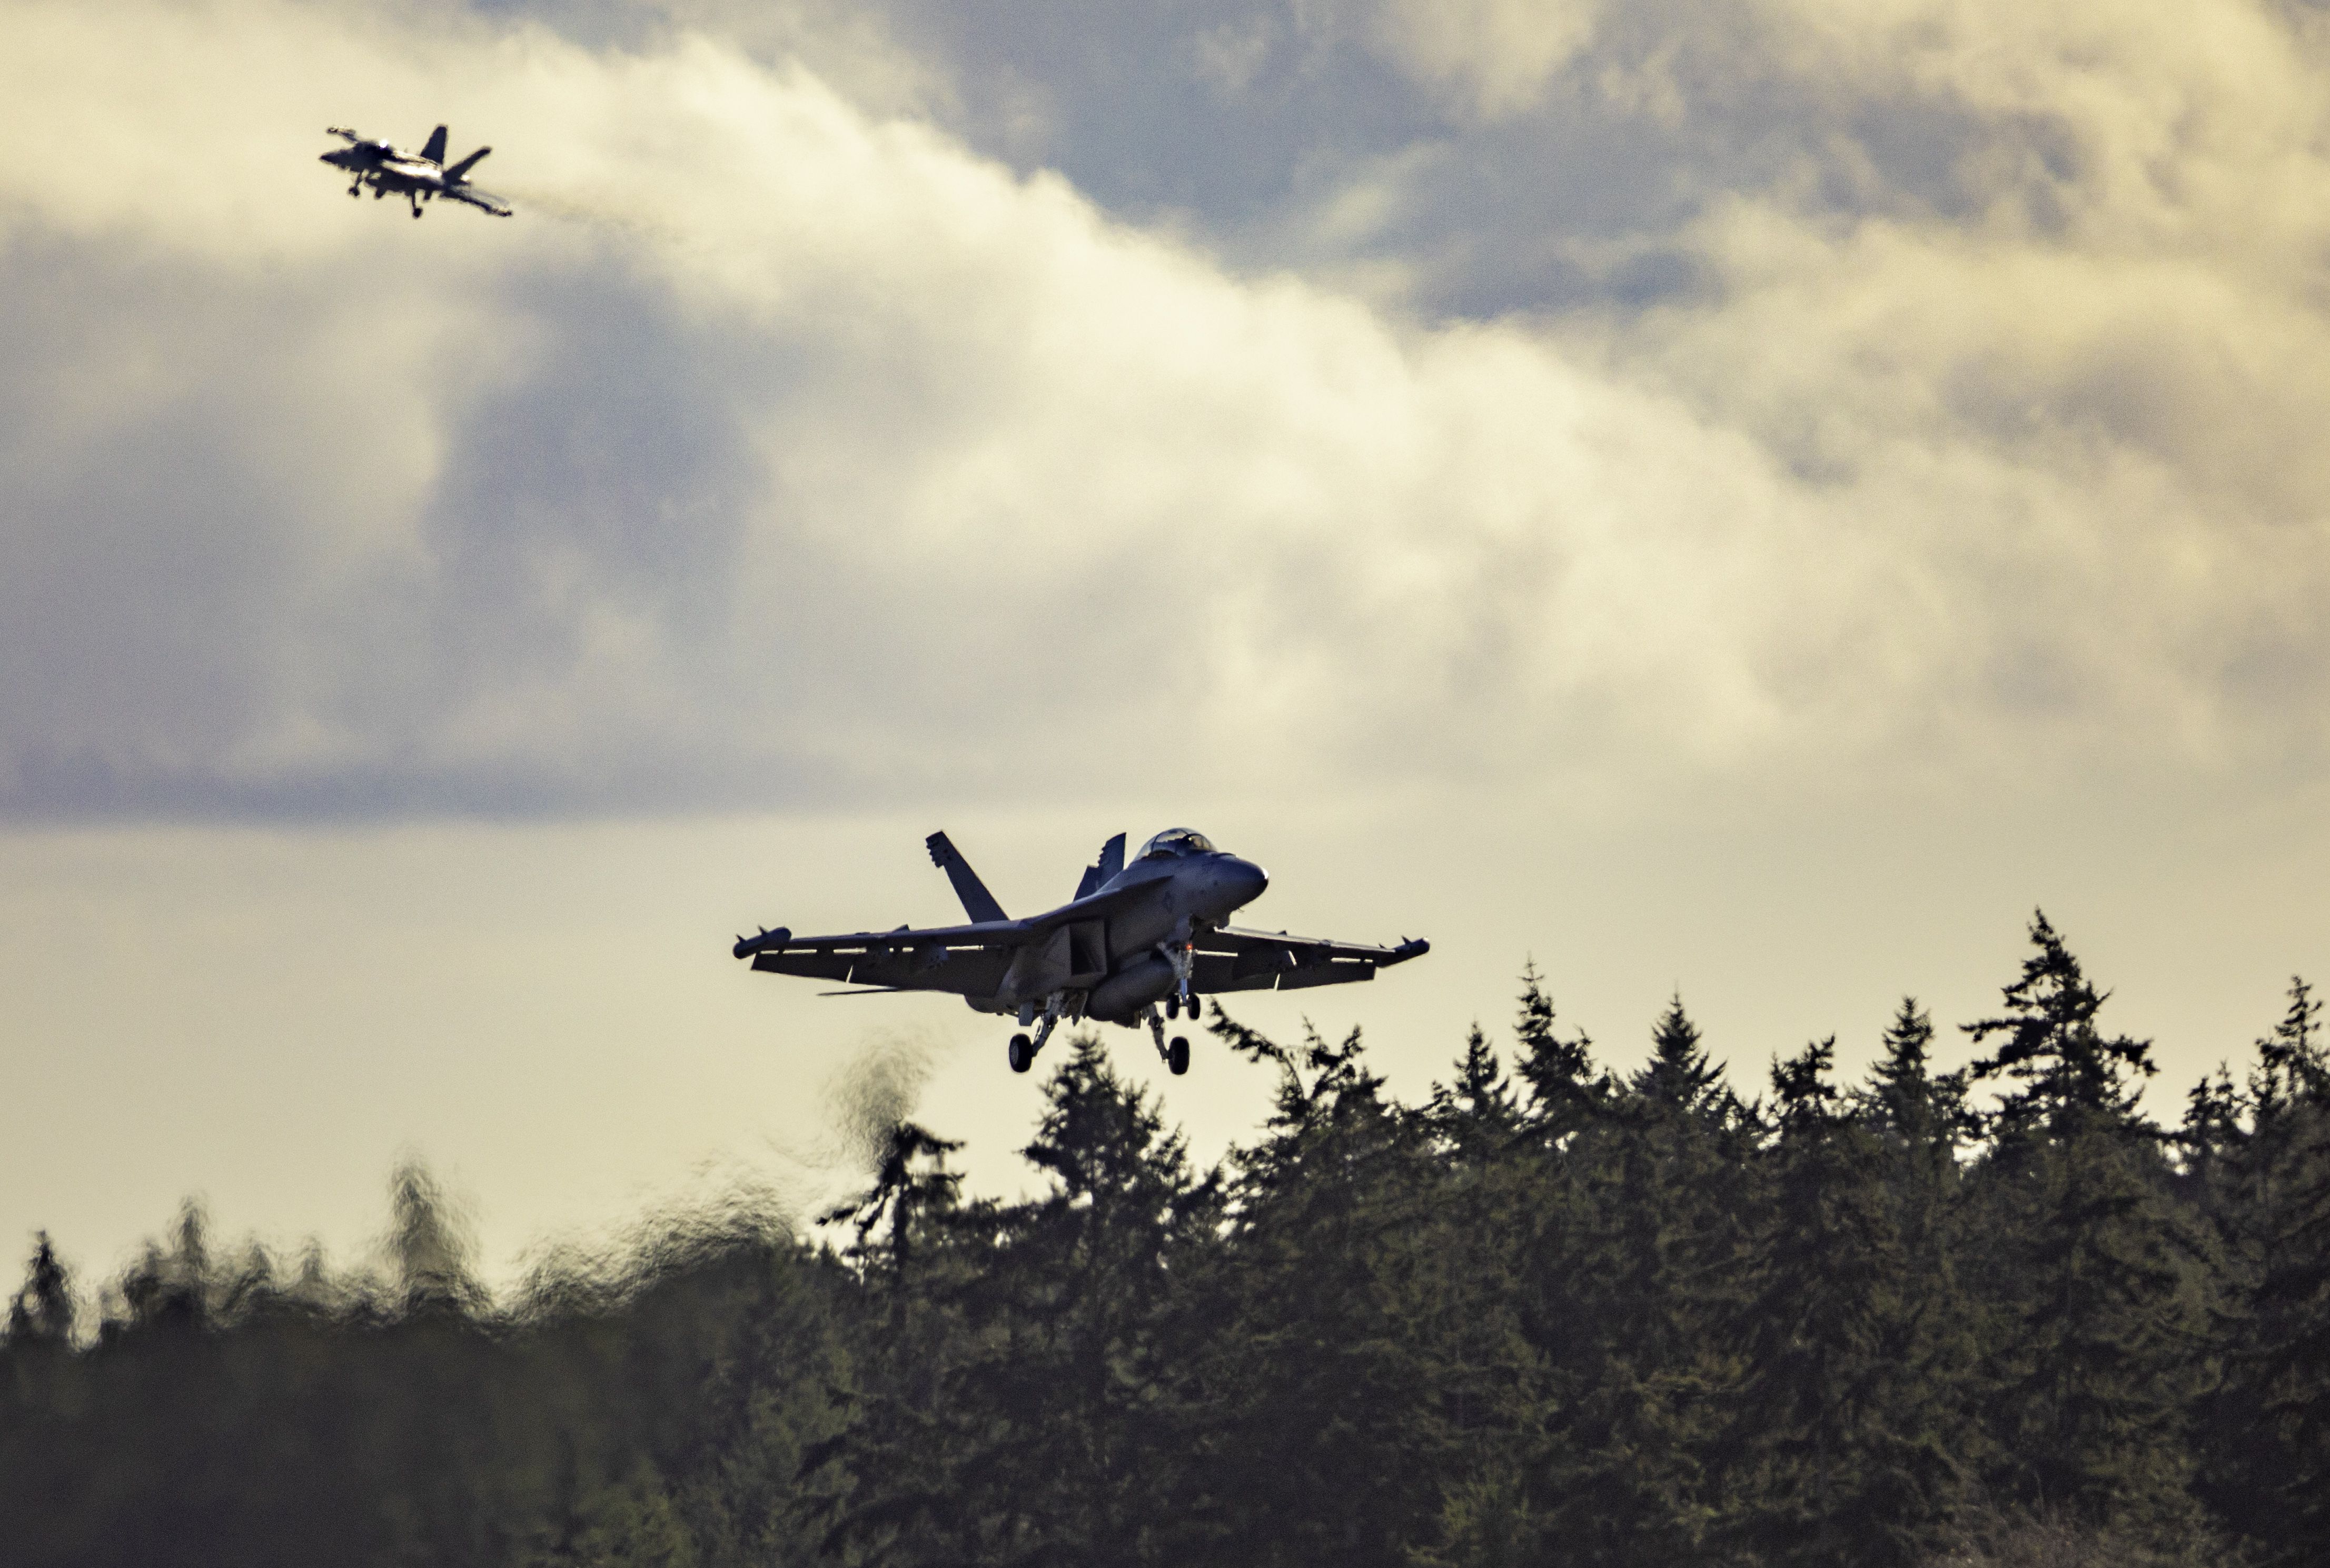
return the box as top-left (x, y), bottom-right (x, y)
top-left (1227, 857), bottom-right (1268, 902)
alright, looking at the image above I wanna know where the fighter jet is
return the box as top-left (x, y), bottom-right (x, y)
top-left (320, 125), bottom-right (512, 219)
top-left (733, 828), bottom-right (1429, 1076)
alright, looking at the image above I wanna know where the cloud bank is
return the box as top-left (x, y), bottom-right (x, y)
top-left (0, 0), bottom-right (2323, 820)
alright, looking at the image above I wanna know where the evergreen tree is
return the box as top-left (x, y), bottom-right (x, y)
top-left (1525, 995), bottom-right (1754, 1566)
top-left (1862, 998), bottom-right (1978, 1163)
top-left (1730, 1034), bottom-right (1978, 1567)
top-left (1511, 962), bottom-right (1603, 1140)
top-left (1169, 1019), bottom-right (1462, 1568)
top-left (1426, 1024), bottom-right (1524, 1162)
top-left (2193, 978), bottom-right (2330, 1563)
top-left (1962, 911), bottom-right (2157, 1135)
top-left (1632, 993), bottom-right (1736, 1121)
top-left (5, 1232), bottom-right (76, 1346)
top-left (1960, 915), bottom-right (2208, 1542)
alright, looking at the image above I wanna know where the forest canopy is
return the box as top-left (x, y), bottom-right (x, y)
top-left (6, 911), bottom-right (2328, 1568)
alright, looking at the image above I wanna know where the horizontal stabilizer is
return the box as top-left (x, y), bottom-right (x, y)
top-left (926, 831), bottom-right (1008, 924)
top-left (445, 145), bottom-right (491, 181)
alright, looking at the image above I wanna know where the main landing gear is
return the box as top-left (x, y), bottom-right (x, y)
top-left (1006, 992), bottom-right (1068, 1074)
top-left (1144, 1005), bottom-right (1191, 1076)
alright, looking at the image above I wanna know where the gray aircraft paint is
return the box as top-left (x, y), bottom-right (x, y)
top-left (733, 828), bottom-right (1428, 1074)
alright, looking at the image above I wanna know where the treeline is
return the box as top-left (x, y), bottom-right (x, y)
top-left (5, 912), bottom-right (2328, 1567)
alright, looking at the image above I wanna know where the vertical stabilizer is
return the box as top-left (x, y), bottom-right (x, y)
top-left (1072, 833), bottom-right (1125, 902)
top-left (926, 832), bottom-right (1008, 924)
top-left (420, 125), bottom-right (448, 164)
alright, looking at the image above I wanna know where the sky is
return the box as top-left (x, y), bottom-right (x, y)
top-left (2, 0), bottom-right (2326, 1288)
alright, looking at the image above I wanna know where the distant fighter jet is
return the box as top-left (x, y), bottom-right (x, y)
top-left (320, 125), bottom-right (511, 219)
top-left (733, 828), bottom-right (1429, 1075)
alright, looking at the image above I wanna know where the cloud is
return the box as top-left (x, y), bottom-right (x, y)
top-left (1370, 0), bottom-right (1604, 121)
top-left (0, 0), bottom-right (2322, 825)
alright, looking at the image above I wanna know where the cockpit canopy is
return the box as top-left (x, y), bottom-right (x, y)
top-left (1138, 827), bottom-right (1218, 860)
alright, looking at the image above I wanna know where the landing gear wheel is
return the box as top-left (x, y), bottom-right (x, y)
top-left (1164, 994), bottom-right (1179, 1020)
top-left (1167, 1037), bottom-right (1189, 1076)
top-left (411, 206), bottom-right (423, 219)
top-left (1008, 1034), bottom-right (1034, 1073)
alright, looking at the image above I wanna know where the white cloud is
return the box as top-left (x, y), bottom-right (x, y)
top-left (1370, 0), bottom-right (1603, 121)
top-left (0, 0), bottom-right (2322, 827)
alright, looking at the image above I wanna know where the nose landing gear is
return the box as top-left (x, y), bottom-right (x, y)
top-left (1162, 937), bottom-right (1198, 1019)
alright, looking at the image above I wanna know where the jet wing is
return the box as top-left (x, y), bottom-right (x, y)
top-left (442, 185), bottom-right (512, 216)
top-left (732, 878), bottom-right (1162, 994)
top-left (1190, 926), bottom-right (1431, 994)
top-left (734, 919), bottom-right (1027, 993)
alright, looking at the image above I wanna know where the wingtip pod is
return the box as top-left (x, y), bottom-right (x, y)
top-left (732, 926), bottom-right (791, 960)
top-left (1390, 937), bottom-right (1431, 964)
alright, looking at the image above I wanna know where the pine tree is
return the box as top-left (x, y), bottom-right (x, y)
top-left (1633, 993), bottom-right (1736, 1121)
top-left (1426, 1025), bottom-right (1524, 1162)
top-left (1526, 994), bottom-right (1754, 1566)
top-left (813, 1038), bottom-right (1218, 1566)
top-left (1730, 1032), bottom-right (1979, 1567)
top-left (1511, 962), bottom-right (1602, 1140)
top-left (2195, 978), bottom-right (2330, 1563)
top-left (5, 1233), bottom-right (76, 1346)
top-left (1963, 912), bottom-right (2157, 1135)
top-left (1167, 1019), bottom-right (1461, 1568)
top-left (1960, 914), bottom-right (2208, 1542)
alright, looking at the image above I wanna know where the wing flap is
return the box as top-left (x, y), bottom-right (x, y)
top-left (844, 947), bottom-right (1015, 994)
top-left (753, 950), bottom-right (854, 981)
top-left (1278, 959), bottom-right (1378, 990)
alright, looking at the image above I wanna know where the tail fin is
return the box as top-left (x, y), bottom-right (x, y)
top-left (445, 146), bottom-right (491, 181)
top-left (926, 832), bottom-right (1007, 924)
top-left (420, 125), bottom-right (448, 164)
top-left (1073, 832), bottom-right (1126, 901)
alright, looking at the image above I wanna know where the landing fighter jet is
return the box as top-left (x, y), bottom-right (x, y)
top-left (320, 125), bottom-right (512, 219)
top-left (733, 828), bottom-right (1429, 1076)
